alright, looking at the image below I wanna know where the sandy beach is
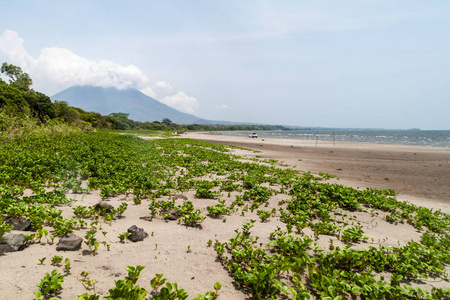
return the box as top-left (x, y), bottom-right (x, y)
top-left (182, 132), bottom-right (450, 213)
top-left (1, 132), bottom-right (449, 299)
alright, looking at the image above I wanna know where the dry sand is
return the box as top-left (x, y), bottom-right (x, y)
top-left (1, 132), bottom-right (449, 299)
top-left (182, 132), bottom-right (450, 213)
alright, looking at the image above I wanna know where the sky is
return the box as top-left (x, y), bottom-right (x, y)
top-left (1, 0), bottom-right (449, 130)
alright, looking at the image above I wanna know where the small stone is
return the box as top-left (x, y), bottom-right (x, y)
top-left (93, 201), bottom-right (115, 214)
top-left (167, 209), bottom-right (179, 220)
top-left (0, 234), bottom-right (27, 253)
top-left (56, 234), bottom-right (83, 251)
top-left (127, 225), bottom-right (148, 242)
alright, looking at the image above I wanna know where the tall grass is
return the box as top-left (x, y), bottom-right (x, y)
top-left (0, 107), bottom-right (80, 141)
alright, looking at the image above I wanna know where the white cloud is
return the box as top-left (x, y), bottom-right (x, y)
top-left (0, 29), bottom-right (204, 114)
top-left (161, 91), bottom-right (199, 114)
top-left (140, 87), bottom-right (157, 98)
top-left (155, 81), bottom-right (173, 90)
top-left (0, 30), bottom-right (149, 91)
top-left (0, 30), bottom-right (30, 68)
top-left (33, 47), bottom-right (150, 90)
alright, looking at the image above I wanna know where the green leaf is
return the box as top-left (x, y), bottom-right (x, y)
top-left (352, 286), bottom-right (361, 294)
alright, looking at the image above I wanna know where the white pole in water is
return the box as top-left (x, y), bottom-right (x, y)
top-left (333, 131), bottom-right (335, 146)
top-left (316, 131), bottom-right (318, 146)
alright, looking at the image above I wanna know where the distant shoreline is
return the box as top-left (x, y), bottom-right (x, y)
top-left (213, 129), bottom-right (450, 148)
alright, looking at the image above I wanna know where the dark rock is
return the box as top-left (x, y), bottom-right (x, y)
top-left (93, 201), bottom-right (115, 215)
top-left (127, 225), bottom-right (148, 242)
top-left (166, 209), bottom-right (179, 220)
top-left (0, 233), bottom-right (27, 253)
top-left (56, 234), bottom-right (83, 251)
top-left (4, 217), bottom-right (31, 231)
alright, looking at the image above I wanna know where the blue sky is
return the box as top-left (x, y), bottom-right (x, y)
top-left (1, 1), bottom-right (449, 129)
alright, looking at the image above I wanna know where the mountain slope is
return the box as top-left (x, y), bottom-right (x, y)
top-left (51, 86), bottom-right (210, 124)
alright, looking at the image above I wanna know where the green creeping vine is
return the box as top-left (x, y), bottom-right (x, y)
top-left (36, 265), bottom-right (221, 300)
top-left (148, 199), bottom-right (206, 227)
top-left (34, 270), bottom-right (65, 299)
top-left (216, 221), bottom-right (450, 300)
top-left (206, 199), bottom-right (232, 217)
top-left (118, 231), bottom-right (131, 242)
top-left (0, 217), bottom-right (14, 240)
top-left (84, 222), bottom-right (100, 255)
top-left (1, 131), bottom-right (449, 299)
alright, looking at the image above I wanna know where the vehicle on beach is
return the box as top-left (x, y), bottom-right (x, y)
top-left (249, 132), bottom-right (258, 138)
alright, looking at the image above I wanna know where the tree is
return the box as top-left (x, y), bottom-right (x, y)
top-left (25, 91), bottom-right (55, 121)
top-left (109, 112), bottom-right (130, 120)
top-left (1, 62), bottom-right (32, 89)
top-left (162, 118), bottom-right (173, 125)
top-left (107, 116), bottom-right (130, 130)
top-left (0, 80), bottom-right (28, 109)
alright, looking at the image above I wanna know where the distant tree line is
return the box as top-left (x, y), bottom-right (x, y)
top-left (0, 62), bottom-right (290, 132)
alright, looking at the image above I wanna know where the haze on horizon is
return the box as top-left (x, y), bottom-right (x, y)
top-left (1, 1), bottom-right (449, 130)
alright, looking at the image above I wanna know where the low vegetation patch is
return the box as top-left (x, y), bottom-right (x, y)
top-left (0, 130), bottom-right (449, 299)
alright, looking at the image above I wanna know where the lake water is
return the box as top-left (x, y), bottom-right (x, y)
top-left (218, 130), bottom-right (450, 147)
